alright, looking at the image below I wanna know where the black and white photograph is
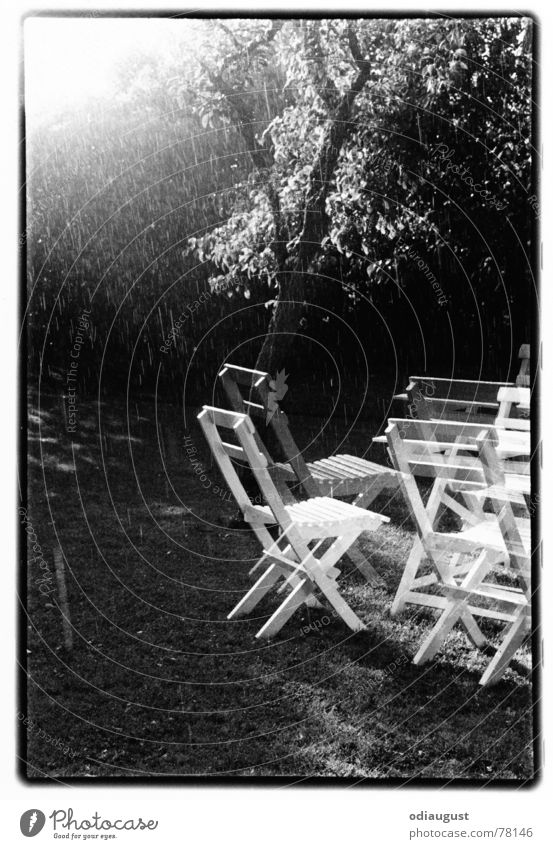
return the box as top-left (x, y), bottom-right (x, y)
top-left (19, 6), bottom-right (540, 792)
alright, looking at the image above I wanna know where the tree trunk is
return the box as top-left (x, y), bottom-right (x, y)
top-left (255, 273), bottom-right (305, 374)
top-left (254, 24), bottom-right (372, 376)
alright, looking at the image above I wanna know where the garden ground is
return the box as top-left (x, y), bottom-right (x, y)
top-left (23, 380), bottom-right (534, 781)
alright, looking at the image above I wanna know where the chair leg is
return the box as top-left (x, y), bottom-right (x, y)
top-left (413, 552), bottom-right (491, 665)
top-left (254, 541), bottom-right (323, 609)
top-left (255, 579), bottom-right (313, 639)
top-left (227, 564), bottom-right (283, 619)
top-left (479, 613), bottom-right (530, 687)
top-left (391, 537), bottom-right (424, 615)
top-left (276, 537), bottom-right (341, 592)
top-left (272, 541), bottom-right (325, 608)
top-left (353, 479), bottom-right (387, 509)
top-left (241, 523), bottom-right (371, 638)
top-left (249, 541), bottom-right (294, 576)
top-left (315, 533), bottom-right (356, 575)
top-left (459, 609), bottom-right (488, 649)
top-left (391, 546), bottom-right (470, 617)
top-left (259, 533), bottom-right (368, 638)
top-left (462, 491), bottom-right (486, 522)
top-left (313, 568), bottom-right (367, 632)
top-left (301, 546), bottom-right (367, 633)
top-left (346, 542), bottom-right (384, 586)
top-left (274, 567), bottom-right (323, 608)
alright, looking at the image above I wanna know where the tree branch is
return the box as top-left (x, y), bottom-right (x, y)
top-left (301, 21), bottom-right (340, 110)
top-left (217, 21), bottom-right (243, 50)
top-left (297, 43), bottom-right (373, 261)
top-left (199, 22), bottom-right (283, 171)
top-left (347, 23), bottom-right (366, 70)
top-left (218, 20), bottom-right (283, 78)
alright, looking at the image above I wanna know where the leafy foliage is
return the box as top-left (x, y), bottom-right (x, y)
top-left (26, 16), bottom-right (534, 393)
top-left (185, 17), bottom-right (534, 369)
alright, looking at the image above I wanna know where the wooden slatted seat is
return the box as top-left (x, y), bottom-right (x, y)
top-left (384, 419), bottom-right (531, 684)
top-left (249, 495), bottom-right (382, 537)
top-left (198, 405), bottom-right (389, 640)
top-left (218, 363), bottom-right (398, 583)
top-left (450, 514), bottom-right (530, 552)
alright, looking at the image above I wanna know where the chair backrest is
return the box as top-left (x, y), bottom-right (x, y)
top-left (402, 377), bottom-right (513, 424)
top-left (216, 365), bottom-right (275, 463)
top-left (403, 377), bottom-right (531, 432)
top-left (197, 405), bottom-right (293, 542)
top-left (385, 418), bottom-right (502, 542)
top-left (386, 417), bottom-right (530, 543)
top-left (516, 343), bottom-right (530, 387)
top-left (386, 418), bottom-right (498, 475)
top-left (397, 343), bottom-right (531, 421)
top-left (218, 363), bottom-right (319, 497)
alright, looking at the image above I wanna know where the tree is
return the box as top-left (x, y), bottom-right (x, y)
top-left (183, 19), bottom-right (398, 372)
top-left (323, 16), bottom-right (533, 367)
top-left (184, 16), bottom-right (533, 376)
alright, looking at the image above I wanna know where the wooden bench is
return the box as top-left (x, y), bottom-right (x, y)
top-left (394, 344), bottom-right (531, 423)
top-left (395, 377), bottom-right (513, 425)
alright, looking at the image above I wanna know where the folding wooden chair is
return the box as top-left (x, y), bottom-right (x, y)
top-left (218, 363), bottom-right (398, 584)
top-left (474, 434), bottom-right (532, 685)
top-left (385, 420), bottom-right (530, 684)
top-left (381, 417), bottom-right (530, 616)
top-left (198, 406), bottom-right (389, 639)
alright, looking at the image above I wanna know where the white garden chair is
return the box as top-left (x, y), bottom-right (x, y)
top-left (474, 434), bottom-right (532, 685)
top-left (218, 363), bottom-right (398, 584)
top-left (384, 419), bottom-right (531, 684)
top-left (373, 417), bottom-right (529, 616)
top-left (197, 405), bottom-right (389, 639)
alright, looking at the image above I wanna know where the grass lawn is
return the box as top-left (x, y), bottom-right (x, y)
top-left (23, 383), bottom-right (535, 781)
